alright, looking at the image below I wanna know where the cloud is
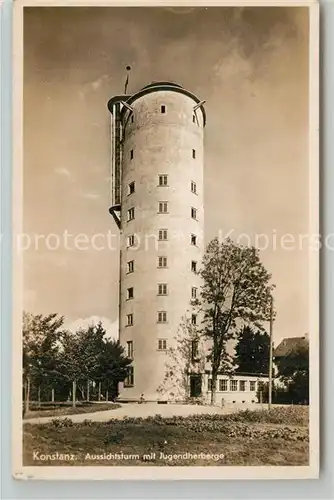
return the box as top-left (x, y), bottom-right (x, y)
top-left (55, 167), bottom-right (71, 178)
top-left (64, 316), bottom-right (119, 340)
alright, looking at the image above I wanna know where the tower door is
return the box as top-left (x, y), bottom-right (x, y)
top-left (190, 375), bottom-right (202, 398)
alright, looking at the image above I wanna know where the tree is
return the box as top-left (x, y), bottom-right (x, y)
top-left (275, 344), bottom-right (309, 404)
top-left (234, 326), bottom-right (270, 374)
top-left (157, 317), bottom-right (206, 402)
top-left (199, 238), bottom-right (274, 404)
top-left (97, 338), bottom-right (132, 400)
top-left (22, 312), bottom-right (64, 414)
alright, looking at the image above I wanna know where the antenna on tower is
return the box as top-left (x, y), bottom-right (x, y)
top-left (124, 65), bottom-right (131, 94)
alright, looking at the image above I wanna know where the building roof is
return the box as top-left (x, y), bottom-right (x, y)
top-left (274, 336), bottom-right (309, 358)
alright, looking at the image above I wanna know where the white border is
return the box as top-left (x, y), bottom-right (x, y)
top-left (12, 0), bottom-right (319, 481)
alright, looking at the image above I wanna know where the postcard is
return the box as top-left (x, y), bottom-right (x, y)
top-left (12, 0), bottom-right (319, 480)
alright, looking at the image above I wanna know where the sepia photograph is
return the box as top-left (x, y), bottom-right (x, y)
top-left (12, 0), bottom-right (319, 480)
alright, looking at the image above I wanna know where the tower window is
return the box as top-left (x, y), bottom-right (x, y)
top-left (191, 207), bottom-right (197, 220)
top-left (158, 174), bottom-right (168, 186)
top-left (158, 339), bottom-right (167, 350)
top-left (128, 182), bottom-right (135, 195)
top-left (191, 340), bottom-right (199, 360)
top-left (158, 283), bottom-right (168, 296)
top-left (127, 341), bottom-right (133, 358)
top-left (158, 256), bottom-right (168, 268)
top-left (127, 260), bottom-right (134, 273)
top-left (191, 287), bottom-right (197, 299)
top-left (191, 261), bottom-right (197, 273)
top-left (157, 311), bottom-right (167, 323)
top-left (126, 314), bottom-right (133, 326)
top-left (131, 115), bottom-right (134, 123)
top-left (124, 366), bottom-right (134, 387)
top-left (127, 287), bottom-right (134, 300)
top-left (127, 207), bottom-right (135, 221)
top-left (193, 114), bottom-right (196, 124)
top-left (191, 314), bottom-right (197, 325)
top-left (158, 201), bottom-right (168, 213)
top-left (130, 149), bottom-right (134, 160)
top-left (191, 181), bottom-right (197, 194)
top-left (161, 105), bottom-right (166, 114)
top-left (128, 234), bottom-right (135, 247)
top-left (192, 149), bottom-right (196, 159)
top-left (191, 234), bottom-right (197, 246)
top-left (158, 229), bottom-right (168, 241)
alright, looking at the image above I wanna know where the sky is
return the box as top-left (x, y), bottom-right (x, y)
top-left (23, 6), bottom-right (310, 344)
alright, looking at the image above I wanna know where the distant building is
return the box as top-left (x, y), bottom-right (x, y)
top-left (203, 372), bottom-right (269, 405)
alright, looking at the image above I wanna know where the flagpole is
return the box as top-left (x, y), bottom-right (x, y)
top-left (124, 65), bottom-right (131, 94)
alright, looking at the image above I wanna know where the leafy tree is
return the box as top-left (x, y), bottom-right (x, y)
top-left (275, 344), bottom-right (309, 404)
top-left (97, 338), bottom-right (132, 400)
top-left (234, 326), bottom-right (270, 374)
top-left (22, 312), bottom-right (64, 414)
top-left (198, 238), bottom-right (274, 404)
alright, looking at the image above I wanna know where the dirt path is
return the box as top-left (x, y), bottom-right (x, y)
top-left (24, 402), bottom-right (255, 424)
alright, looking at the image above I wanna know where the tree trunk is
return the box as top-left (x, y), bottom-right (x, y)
top-left (106, 390), bottom-right (108, 402)
top-left (72, 380), bottom-right (76, 407)
top-left (51, 388), bottom-right (55, 403)
top-left (38, 385), bottom-right (41, 409)
top-left (87, 379), bottom-right (90, 402)
top-left (98, 381), bottom-right (101, 401)
top-left (210, 371), bottom-right (218, 406)
top-left (25, 376), bottom-right (31, 414)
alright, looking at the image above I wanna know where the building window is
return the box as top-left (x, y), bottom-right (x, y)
top-left (127, 341), bottom-right (133, 358)
top-left (126, 314), bottom-right (133, 326)
top-left (191, 181), bottom-right (197, 194)
top-left (191, 207), bottom-right (197, 220)
top-left (159, 229), bottom-right (168, 241)
top-left (158, 339), bottom-right (167, 350)
top-left (191, 340), bottom-right (199, 360)
top-left (131, 115), bottom-right (134, 123)
top-left (191, 234), bottom-right (197, 246)
top-left (158, 201), bottom-right (168, 213)
top-left (230, 379), bottom-right (238, 391)
top-left (127, 260), bottom-right (134, 273)
top-left (128, 234), bottom-right (135, 247)
top-left (161, 105), bottom-right (166, 114)
top-left (158, 174), bottom-right (168, 186)
top-left (158, 256), bottom-right (167, 268)
top-left (127, 207), bottom-right (135, 221)
top-left (249, 381), bottom-right (256, 392)
top-left (128, 181), bottom-right (135, 195)
top-left (191, 261), bottom-right (197, 273)
top-left (192, 149), bottom-right (196, 159)
top-left (219, 379), bottom-right (228, 392)
top-left (158, 283), bottom-right (168, 295)
top-left (191, 287), bottom-right (197, 299)
top-left (191, 314), bottom-right (197, 325)
top-left (130, 149), bottom-right (134, 160)
top-left (157, 311), bottom-right (167, 323)
top-left (208, 378), bottom-right (212, 391)
top-left (193, 114), bottom-right (196, 123)
top-left (239, 380), bottom-right (246, 392)
top-left (127, 287), bottom-right (134, 300)
top-left (124, 366), bottom-right (134, 387)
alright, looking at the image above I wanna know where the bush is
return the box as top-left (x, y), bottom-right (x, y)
top-left (50, 417), bottom-right (74, 428)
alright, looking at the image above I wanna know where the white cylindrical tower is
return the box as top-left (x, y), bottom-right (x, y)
top-left (108, 82), bottom-right (206, 401)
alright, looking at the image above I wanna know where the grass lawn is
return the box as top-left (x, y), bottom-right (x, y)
top-left (23, 402), bottom-right (120, 419)
top-left (23, 407), bottom-right (309, 467)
